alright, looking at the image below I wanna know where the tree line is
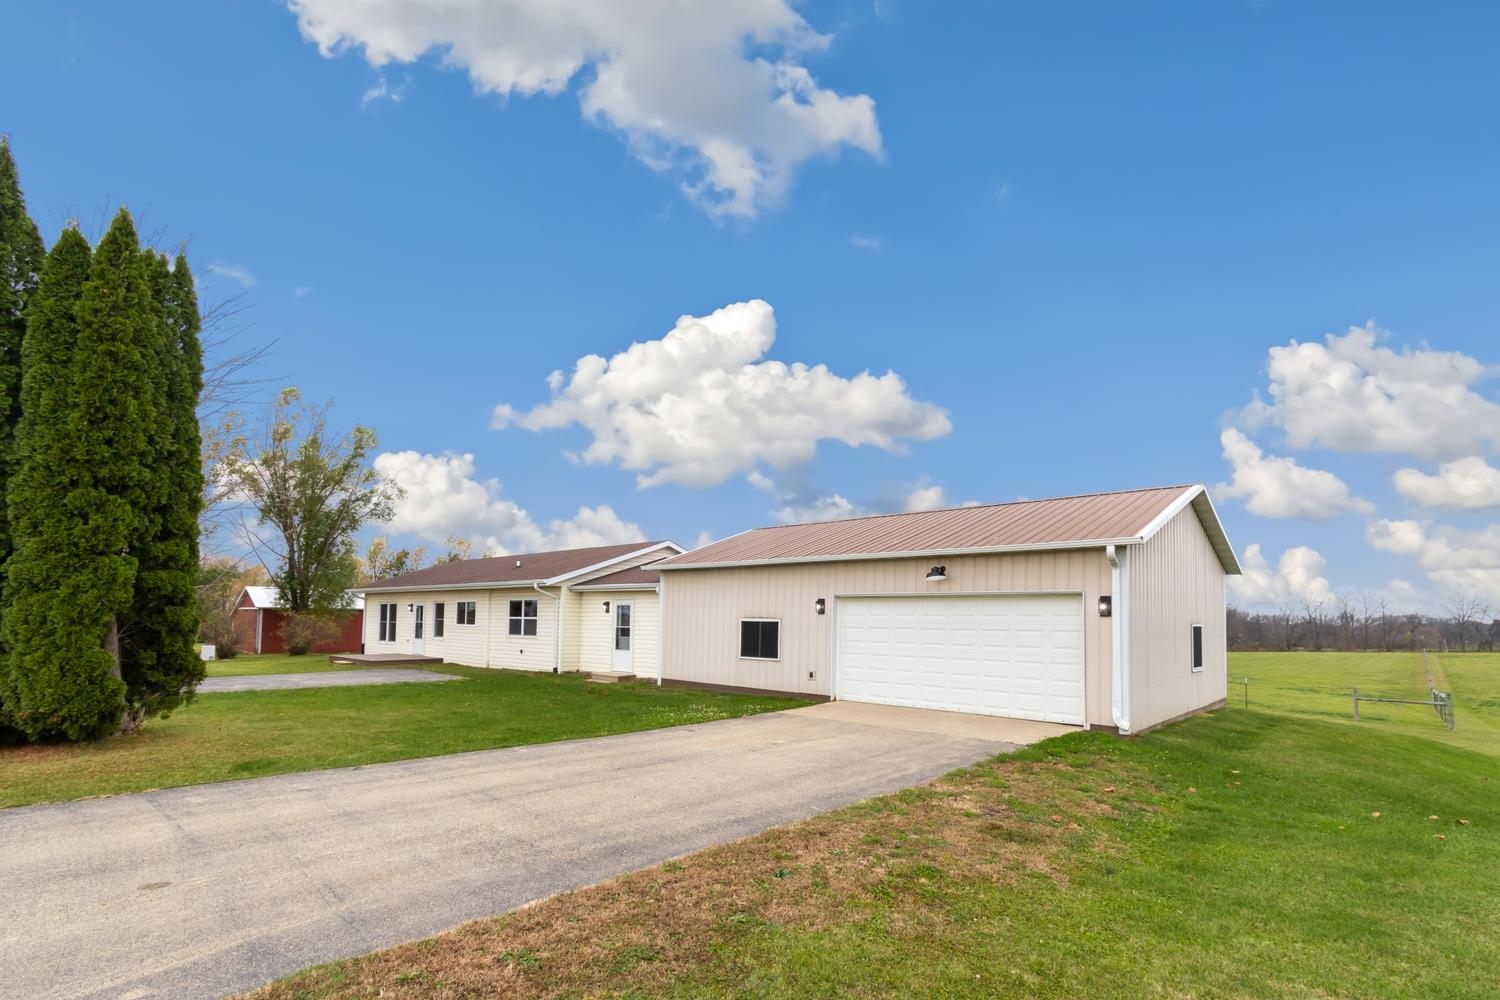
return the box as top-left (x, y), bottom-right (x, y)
top-left (1229, 592), bottom-right (1500, 653)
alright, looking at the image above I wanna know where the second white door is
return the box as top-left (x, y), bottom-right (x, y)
top-left (612, 601), bottom-right (633, 672)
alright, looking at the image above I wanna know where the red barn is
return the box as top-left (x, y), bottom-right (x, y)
top-left (231, 586), bottom-right (364, 655)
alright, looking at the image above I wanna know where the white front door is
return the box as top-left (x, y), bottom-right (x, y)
top-left (611, 601), bottom-right (634, 672)
top-left (836, 594), bottom-right (1086, 724)
top-left (412, 604), bottom-right (425, 655)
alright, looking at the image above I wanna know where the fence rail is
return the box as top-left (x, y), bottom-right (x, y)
top-left (1352, 649), bottom-right (1455, 730)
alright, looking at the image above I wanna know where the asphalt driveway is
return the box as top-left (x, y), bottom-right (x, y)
top-left (198, 668), bottom-right (459, 693)
top-left (0, 706), bottom-right (1042, 1000)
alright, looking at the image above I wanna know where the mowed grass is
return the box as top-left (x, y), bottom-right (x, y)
top-left (205, 653), bottom-right (364, 677)
top-left (0, 668), bottom-right (801, 808)
top-left (247, 651), bottom-right (1500, 1000)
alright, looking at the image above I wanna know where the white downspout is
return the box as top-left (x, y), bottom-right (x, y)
top-left (1107, 545), bottom-right (1133, 734)
top-left (534, 582), bottom-right (561, 673)
top-left (655, 575), bottom-right (665, 686)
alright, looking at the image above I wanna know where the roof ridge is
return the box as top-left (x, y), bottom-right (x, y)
top-left (456, 540), bottom-right (669, 564)
top-left (758, 484), bottom-right (1199, 531)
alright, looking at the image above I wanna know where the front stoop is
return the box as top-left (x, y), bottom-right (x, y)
top-left (584, 671), bottom-right (636, 684)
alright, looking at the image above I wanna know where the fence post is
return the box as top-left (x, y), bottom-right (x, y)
top-left (1353, 687), bottom-right (1359, 722)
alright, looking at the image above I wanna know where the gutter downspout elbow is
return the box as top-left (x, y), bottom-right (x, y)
top-left (1106, 544), bottom-right (1132, 735)
top-left (534, 581), bottom-right (561, 674)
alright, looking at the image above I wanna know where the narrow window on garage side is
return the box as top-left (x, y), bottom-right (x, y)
top-left (1191, 623), bottom-right (1204, 672)
top-left (433, 602), bottom-right (445, 638)
top-left (740, 618), bottom-right (780, 660)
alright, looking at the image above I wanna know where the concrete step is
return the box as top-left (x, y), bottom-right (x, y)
top-left (584, 671), bottom-right (636, 684)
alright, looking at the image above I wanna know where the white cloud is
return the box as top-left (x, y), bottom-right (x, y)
top-left (289, 0), bottom-right (882, 219)
top-left (492, 299), bottom-right (951, 488)
top-left (850, 234), bottom-right (882, 251)
top-left (206, 261), bottom-right (256, 288)
top-left (773, 492), bottom-right (862, 524)
top-left (1366, 518), bottom-right (1500, 604)
top-left (902, 482), bottom-right (947, 512)
top-left (360, 74), bottom-right (407, 107)
top-left (1214, 428), bottom-right (1372, 519)
top-left (1229, 543), bottom-right (1335, 607)
top-left (1392, 456), bottom-right (1500, 510)
top-left (1242, 323), bottom-right (1500, 460)
top-left (373, 450), bottom-right (645, 554)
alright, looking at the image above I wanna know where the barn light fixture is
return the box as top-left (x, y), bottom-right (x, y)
top-left (406, 602), bottom-right (414, 612)
top-left (925, 565), bottom-right (948, 582)
top-left (602, 600), bottom-right (610, 614)
top-left (814, 598), bottom-right (826, 615)
top-left (1098, 595), bottom-right (1112, 618)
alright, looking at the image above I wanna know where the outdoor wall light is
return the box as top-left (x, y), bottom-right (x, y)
top-left (406, 602), bottom-right (414, 612)
top-left (1098, 595), bottom-right (1113, 618)
top-left (814, 598), bottom-right (826, 615)
top-left (602, 600), bottom-right (610, 614)
top-left (925, 565), bottom-right (948, 582)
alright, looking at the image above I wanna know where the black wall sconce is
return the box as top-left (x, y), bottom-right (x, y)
top-left (406, 602), bottom-right (414, 612)
top-left (602, 600), bottom-right (610, 614)
top-left (814, 598), bottom-right (826, 615)
top-left (925, 565), bottom-right (948, 582)
top-left (1098, 595), bottom-right (1112, 618)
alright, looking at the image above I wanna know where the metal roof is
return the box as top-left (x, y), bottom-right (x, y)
top-left (357, 541), bottom-right (678, 593)
top-left (658, 485), bottom-right (1240, 574)
top-left (239, 586), bottom-right (365, 611)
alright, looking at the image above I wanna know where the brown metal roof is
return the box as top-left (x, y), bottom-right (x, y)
top-left (359, 542), bottom-right (672, 592)
top-left (569, 564), bottom-right (662, 589)
top-left (659, 486), bottom-right (1211, 569)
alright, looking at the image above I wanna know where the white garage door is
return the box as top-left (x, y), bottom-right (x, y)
top-left (836, 594), bottom-right (1085, 724)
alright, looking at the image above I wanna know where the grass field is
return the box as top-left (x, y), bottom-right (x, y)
top-left (205, 653), bottom-right (364, 677)
top-left (247, 651), bottom-right (1500, 999)
top-left (0, 665), bottom-right (802, 808)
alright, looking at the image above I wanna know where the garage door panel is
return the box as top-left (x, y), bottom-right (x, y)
top-left (837, 594), bottom-right (1085, 724)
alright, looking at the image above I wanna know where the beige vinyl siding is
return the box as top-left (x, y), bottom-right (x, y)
top-left (1128, 506), bottom-right (1229, 731)
top-left (363, 590), bottom-right (492, 666)
top-left (576, 590), bottom-right (660, 675)
top-left (559, 549), bottom-right (670, 671)
top-left (486, 586), bottom-right (560, 672)
top-left (661, 550), bottom-right (1116, 726)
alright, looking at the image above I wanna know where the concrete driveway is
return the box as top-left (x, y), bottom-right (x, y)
top-left (198, 668), bottom-right (459, 693)
top-left (0, 705), bottom-right (1069, 1000)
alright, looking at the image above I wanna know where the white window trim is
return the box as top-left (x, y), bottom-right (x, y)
top-left (1190, 622), bottom-right (1205, 673)
top-left (377, 602), bottom-right (399, 644)
top-left (739, 617), bottom-right (782, 662)
top-left (456, 600), bottom-right (478, 626)
top-left (508, 599), bottom-right (539, 637)
top-left (433, 601), bottom-right (446, 639)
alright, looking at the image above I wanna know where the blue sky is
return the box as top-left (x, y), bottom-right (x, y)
top-left (6, 2), bottom-right (1500, 610)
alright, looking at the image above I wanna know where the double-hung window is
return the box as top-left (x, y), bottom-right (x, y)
top-left (739, 618), bottom-right (780, 660)
top-left (378, 602), bottom-right (398, 642)
top-left (433, 602), bottom-right (445, 638)
top-left (456, 600), bottom-right (477, 625)
top-left (508, 599), bottom-right (538, 636)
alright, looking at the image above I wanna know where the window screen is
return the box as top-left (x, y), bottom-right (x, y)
top-left (739, 619), bottom-right (779, 660)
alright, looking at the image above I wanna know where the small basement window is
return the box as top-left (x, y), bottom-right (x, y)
top-left (508, 599), bottom-right (538, 636)
top-left (378, 602), bottom-right (398, 643)
top-left (740, 618), bottom-right (780, 660)
top-left (433, 602), bottom-right (445, 638)
top-left (456, 600), bottom-right (477, 625)
top-left (1191, 623), bottom-right (1204, 672)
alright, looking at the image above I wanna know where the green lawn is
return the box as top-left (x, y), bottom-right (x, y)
top-left (247, 650), bottom-right (1500, 1000)
top-left (0, 667), bottom-right (802, 808)
top-left (205, 652), bottom-right (364, 677)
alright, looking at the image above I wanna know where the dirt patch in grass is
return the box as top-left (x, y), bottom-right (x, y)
top-left (244, 752), bottom-right (1151, 1000)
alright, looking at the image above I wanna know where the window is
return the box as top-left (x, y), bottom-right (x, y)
top-left (378, 603), bottom-right (398, 643)
top-left (456, 600), bottom-right (476, 625)
top-left (739, 618), bottom-right (780, 660)
top-left (508, 599), bottom-right (538, 636)
top-left (434, 602), bottom-right (445, 638)
top-left (1191, 624), bottom-right (1204, 672)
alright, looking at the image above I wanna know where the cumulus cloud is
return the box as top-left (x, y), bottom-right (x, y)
top-left (206, 261), bottom-right (256, 288)
top-left (1392, 456), bottom-right (1500, 510)
top-left (1366, 518), bottom-right (1500, 602)
top-left (1241, 323), bottom-right (1500, 460)
top-left (902, 482), bottom-right (948, 512)
top-left (492, 299), bottom-right (951, 488)
top-left (1214, 428), bottom-right (1372, 518)
top-left (1229, 543), bottom-right (1335, 607)
top-left (373, 450), bottom-right (645, 553)
top-left (772, 492), bottom-right (862, 524)
top-left (289, 0), bottom-right (883, 218)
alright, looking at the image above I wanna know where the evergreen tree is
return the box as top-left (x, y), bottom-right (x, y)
top-left (119, 251), bottom-right (204, 725)
top-left (1, 227), bottom-right (123, 739)
top-left (0, 137), bottom-right (45, 684)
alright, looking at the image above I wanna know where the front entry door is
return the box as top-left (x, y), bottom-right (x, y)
top-left (611, 602), bottom-right (633, 672)
top-left (412, 604), bottom-right (425, 655)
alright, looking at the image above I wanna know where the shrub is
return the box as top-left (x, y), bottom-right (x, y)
top-left (280, 612), bottom-right (341, 655)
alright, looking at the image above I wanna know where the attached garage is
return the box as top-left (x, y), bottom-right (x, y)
top-left (836, 594), bottom-right (1085, 724)
top-left (655, 484), bottom-right (1242, 735)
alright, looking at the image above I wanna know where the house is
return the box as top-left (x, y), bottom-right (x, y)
top-left (233, 587), bottom-right (365, 655)
top-left (354, 541), bottom-right (683, 676)
top-left (653, 484), bottom-right (1240, 735)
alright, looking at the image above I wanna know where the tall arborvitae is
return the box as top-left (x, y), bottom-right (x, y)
top-left (0, 137), bottom-right (46, 696)
top-left (119, 251), bottom-right (204, 725)
top-left (1, 227), bottom-right (123, 740)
